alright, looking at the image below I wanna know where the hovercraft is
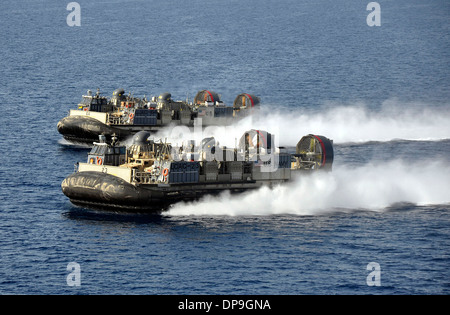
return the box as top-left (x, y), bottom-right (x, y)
top-left (57, 88), bottom-right (259, 145)
top-left (61, 131), bottom-right (334, 212)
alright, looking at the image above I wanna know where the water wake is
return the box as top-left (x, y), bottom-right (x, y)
top-left (166, 160), bottom-right (450, 216)
top-left (247, 100), bottom-right (450, 145)
top-left (57, 138), bottom-right (92, 148)
top-left (152, 100), bottom-right (450, 147)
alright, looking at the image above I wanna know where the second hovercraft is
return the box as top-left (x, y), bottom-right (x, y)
top-left (61, 130), bottom-right (334, 212)
top-left (57, 88), bottom-right (260, 145)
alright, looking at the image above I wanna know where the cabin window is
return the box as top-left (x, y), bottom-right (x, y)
top-left (81, 97), bottom-right (91, 105)
top-left (90, 146), bottom-right (106, 155)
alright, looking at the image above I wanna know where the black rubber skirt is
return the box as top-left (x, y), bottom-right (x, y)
top-left (61, 171), bottom-right (165, 211)
top-left (57, 116), bottom-right (132, 145)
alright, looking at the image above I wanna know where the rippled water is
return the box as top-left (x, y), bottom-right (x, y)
top-left (0, 0), bottom-right (449, 294)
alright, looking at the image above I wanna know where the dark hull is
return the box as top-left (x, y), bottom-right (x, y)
top-left (62, 171), bottom-right (260, 212)
top-left (57, 115), bottom-right (239, 146)
top-left (57, 116), bottom-right (135, 145)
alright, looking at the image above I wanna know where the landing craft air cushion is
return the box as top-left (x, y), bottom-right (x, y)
top-left (57, 88), bottom-right (259, 145)
top-left (61, 130), bottom-right (334, 212)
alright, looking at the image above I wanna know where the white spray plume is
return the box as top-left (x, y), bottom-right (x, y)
top-left (159, 100), bottom-right (450, 216)
top-left (166, 160), bottom-right (450, 216)
top-left (149, 99), bottom-right (450, 147)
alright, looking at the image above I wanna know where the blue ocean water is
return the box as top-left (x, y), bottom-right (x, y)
top-left (1, 0), bottom-right (449, 295)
